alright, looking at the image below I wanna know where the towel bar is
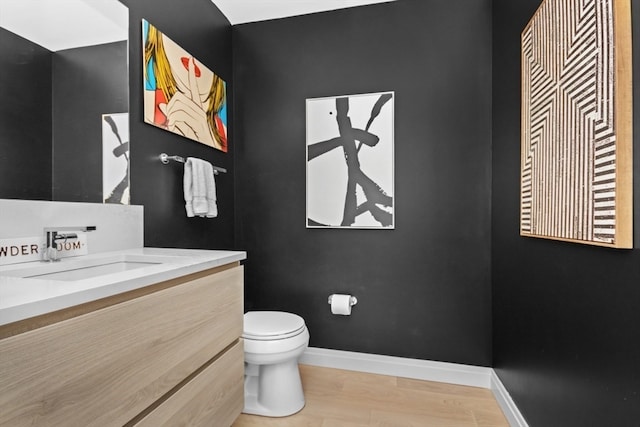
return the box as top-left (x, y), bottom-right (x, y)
top-left (159, 153), bottom-right (227, 174)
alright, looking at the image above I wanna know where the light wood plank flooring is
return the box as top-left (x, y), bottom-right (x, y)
top-left (232, 364), bottom-right (509, 426)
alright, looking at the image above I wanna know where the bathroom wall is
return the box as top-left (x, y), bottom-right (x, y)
top-left (0, 28), bottom-right (52, 200)
top-left (233, 1), bottom-right (493, 366)
top-left (492, 0), bottom-right (640, 425)
top-left (119, 0), bottom-right (235, 249)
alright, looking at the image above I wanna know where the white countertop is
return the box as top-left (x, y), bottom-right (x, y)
top-left (0, 247), bottom-right (246, 326)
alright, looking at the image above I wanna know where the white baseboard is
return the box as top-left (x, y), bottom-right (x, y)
top-left (300, 347), bottom-right (528, 427)
top-left (300, 347), bottom-right (492, 388)
top-left (491, 370), bottom-right (529, 427)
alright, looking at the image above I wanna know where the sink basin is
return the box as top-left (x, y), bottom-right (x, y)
top-left (1, 253), bottom-right (183, 281)
top-left (21, 261), bottom-right (160, 281)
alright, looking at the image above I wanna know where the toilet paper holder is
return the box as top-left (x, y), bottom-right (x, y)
top-left (327, 294), bottom-right (358, 306)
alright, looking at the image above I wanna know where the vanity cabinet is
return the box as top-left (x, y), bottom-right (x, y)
top-left (0, 263), bottom-right (244, 427)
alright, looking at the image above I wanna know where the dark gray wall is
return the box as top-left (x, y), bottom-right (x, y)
top-left (492, 0), bottom-right (640, 425)
top-left (0, 28), bottom-right (52, 200)
top-left (233, 0), bottom-right (493, 366)
top-left (52, 41), bottom-right (128, 202)
top-left (120, 0), bottom-right (235, 249)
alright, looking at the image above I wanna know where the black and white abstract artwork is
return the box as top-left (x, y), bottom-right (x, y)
top-left (102, 113), bottom-right (130, 204)
top-left (306, 91), bottom-right (394, 229)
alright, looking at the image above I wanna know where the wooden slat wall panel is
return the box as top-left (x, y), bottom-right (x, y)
top-left (520, 0), bottom-right (632, 248)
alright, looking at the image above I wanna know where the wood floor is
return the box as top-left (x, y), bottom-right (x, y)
top-left (232, 364), bottom-right (509, 427)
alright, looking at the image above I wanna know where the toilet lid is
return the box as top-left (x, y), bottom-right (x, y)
top-left (243, 311), bottom-right (306, 340)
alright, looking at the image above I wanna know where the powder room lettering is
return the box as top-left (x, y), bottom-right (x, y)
top-left (0, 235), bottom-right (88, 266)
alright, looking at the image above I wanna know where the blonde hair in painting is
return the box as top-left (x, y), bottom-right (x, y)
top-left (144, 24), bottom-right (177, 104)
top-left (206, 75), bottom-right (226, 149)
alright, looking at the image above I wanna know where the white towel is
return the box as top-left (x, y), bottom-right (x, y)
top-left (184, 157), bottom-right (218, 218)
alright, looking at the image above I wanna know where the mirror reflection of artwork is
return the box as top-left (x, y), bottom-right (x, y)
top-left (142, 19), bottom-right (228, 152)
top-left (102, 113), bottom-right (130, 204)
top-left (306, 92), bottom-right (394, 229)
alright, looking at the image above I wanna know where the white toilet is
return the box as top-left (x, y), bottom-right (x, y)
top-left (242, 311), bottom-right (310, 417)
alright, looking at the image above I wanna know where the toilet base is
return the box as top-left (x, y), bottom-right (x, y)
top-left (243, 359), bottom-right (305, 417)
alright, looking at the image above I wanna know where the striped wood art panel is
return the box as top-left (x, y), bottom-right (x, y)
top-left (520, 0), bottom-right (632, 248)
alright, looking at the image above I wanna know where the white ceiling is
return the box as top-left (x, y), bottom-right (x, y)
top-left (211, 0), bottom-right (396, 25)
top-left (0, 0), bottom-right (128, 51)
top-left (0, 0), bottom-right (394, 51)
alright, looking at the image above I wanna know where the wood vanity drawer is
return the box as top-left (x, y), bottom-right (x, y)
top-left (0, 265), bottom-right (243, 427)
top-left (132, 339), bottom-right (244, 427)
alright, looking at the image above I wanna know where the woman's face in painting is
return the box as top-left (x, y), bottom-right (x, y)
top-left (162, 33), bottom-right (214, 109)
top-left (156, 33), bottom-right (218, 147)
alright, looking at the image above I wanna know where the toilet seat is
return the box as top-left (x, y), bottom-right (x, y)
top-left (243, 311), bottom-right (306, 341)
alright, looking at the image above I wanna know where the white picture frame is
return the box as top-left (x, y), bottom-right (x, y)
top-left (306, 91), bottom-right (394, 229)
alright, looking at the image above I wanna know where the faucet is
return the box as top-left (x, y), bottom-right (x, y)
top-left (43, 226), bottom-right (97, 262)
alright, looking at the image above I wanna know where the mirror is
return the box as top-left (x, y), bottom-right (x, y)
top-left (0, 0), bottom-right (129, 203)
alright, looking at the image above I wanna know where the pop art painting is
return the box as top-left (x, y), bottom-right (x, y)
top-left (142, 19), bottom-right (228, 152)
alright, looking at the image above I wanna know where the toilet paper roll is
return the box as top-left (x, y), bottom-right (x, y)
top-left (330, 294), bottom-right (352, 316)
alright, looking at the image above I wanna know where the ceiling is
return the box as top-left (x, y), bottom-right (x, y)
top-left (211, 0), bottom-right (396, 25)
top-left (0, 0), bottom-right (128, 51)
top-left (0, 0), bottom-right (394, 51)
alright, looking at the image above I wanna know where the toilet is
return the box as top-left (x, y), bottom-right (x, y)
top-left (242, 311), bottom-right (310, 417)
